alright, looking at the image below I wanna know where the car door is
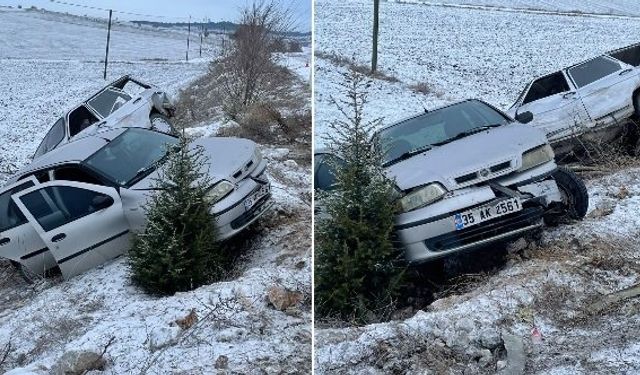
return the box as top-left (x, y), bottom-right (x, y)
top-left (0, 177), bottom-right (57, 275)
top-left (510, 71), bottom-right (590, 143)
top-left (567, 56), bottom-right (640, 125)
top-left (12, 181), bottom-right (131, 279)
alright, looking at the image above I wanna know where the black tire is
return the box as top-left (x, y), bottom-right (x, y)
top-left (634, 92), bottom-right (640, 118)
top-left (149, 113), bottom-right (176, 135)
top-left (544, 167), bottom-right (589, 226)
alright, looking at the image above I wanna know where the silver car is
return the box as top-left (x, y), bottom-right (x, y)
top-left (33, 75), bottom-right (176, 159)
top-left (508, 43), bottom-right (640, 155)
top-left (315, 99), bottom-right (588, 264)
top-left (0, 127), bottom-right (273, 280)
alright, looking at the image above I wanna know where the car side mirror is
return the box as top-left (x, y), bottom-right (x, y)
top-left (92, 195), bottom-right (114, 211)
top-left (515, 111), bottom-right (534, 124)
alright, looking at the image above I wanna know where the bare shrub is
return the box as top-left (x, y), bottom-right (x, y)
top-left (315, 51), bottom-right (400, 83)
top-left (215, 1), bottom-right (296, 117)
top-left (558, 119), bottom-right (640, 172)
top-left (218, 103), bottom-right (311, 146)
top-left (409, 82), bottom-right (432, 95)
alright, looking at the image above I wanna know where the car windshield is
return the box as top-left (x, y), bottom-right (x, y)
top-left (84, 128), bottom-right (178, 186)
top-left (376, 100), bottom-right (510, 166)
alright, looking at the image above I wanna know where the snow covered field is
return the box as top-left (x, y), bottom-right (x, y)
top-left (391, 0), bottom-right (640, 18)
top-left (315, 0), bottom-right (640, 373)
top-left (314, 0), bottom-right (640, 145)
top-left (0, 8), bottom-right (311, 374)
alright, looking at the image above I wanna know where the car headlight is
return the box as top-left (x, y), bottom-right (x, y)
top-left (206, 180), bottom-right (234, 204)
top-left (519, 144), bottom-right (554, 171)
top-left (399, 183), bottom-right (447, 212)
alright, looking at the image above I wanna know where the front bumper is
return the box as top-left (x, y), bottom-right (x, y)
top-left (213, 172), bottom-right (274, 240)
top-left (396, 173), bottom-right (561, 264)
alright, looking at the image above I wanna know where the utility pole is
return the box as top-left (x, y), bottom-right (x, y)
top-left (104, 9), bottom-right (112, 80)
top-left (371, 0), bottom-right (380, 74)
top-left (186, 15), bottom-right (191, 61)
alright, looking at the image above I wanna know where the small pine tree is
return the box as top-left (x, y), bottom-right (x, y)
top-left (129, 134), bottom-right (225, 295)
top-left (315, 70), bottom-right (405, 323)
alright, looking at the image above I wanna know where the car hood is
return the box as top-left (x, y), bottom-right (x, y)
top-left (131, 137), bottom-right (257, 189)
top-left (385, 123), bottom-right (548, 191)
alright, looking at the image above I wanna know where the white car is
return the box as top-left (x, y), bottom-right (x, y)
top-left (507, 43), bottom-right (640, 155)
top-left (33, 75), bottom-right (176, 159)
top-left (0, 127), bottom-right (273, 281)
top-left (316, 100), bottom-right (588, 264)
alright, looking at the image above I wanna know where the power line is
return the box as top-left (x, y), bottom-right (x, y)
top-left (47, 0), bottom-right (190, 20)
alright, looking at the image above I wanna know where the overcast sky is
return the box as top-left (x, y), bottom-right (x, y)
top-left (1, 0), bottom-right (311, 30)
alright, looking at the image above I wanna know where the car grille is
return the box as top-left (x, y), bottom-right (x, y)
top-left (424, 206), bottom-right (543, 252)
top-left (230, 193), bottom-right (272, 230)
top-left (454, 161), bottom-right (512, 185)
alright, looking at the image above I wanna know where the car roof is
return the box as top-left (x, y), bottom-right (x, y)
top-left (17, 127), bottom-right (127, 177)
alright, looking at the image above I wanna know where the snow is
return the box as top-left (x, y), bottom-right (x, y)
top-left (389, 0), bottom-right (640, 18)
top-left (0, 9), bottom-right (310, 374)
top-left (314, 0), bottom-right (640, 146)
top-left (315, 0), bottom-right (640, 373)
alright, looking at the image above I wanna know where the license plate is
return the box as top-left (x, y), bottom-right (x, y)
top-left (453, 197), bottom-right (522, 231)
top-left (244, 183), bottom-right (270, 210)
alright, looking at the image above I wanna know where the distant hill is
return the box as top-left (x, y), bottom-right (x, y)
top-left (131, 20), bottom-right (311, 38)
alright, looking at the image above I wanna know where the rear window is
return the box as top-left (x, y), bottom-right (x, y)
top-left (609, 44), bottom-right (640, 67)
top-left (87, 88), bottom-right (132, 118)
top-left (34, 118), bottom-right (65, 159)
top-left (568, 56), bottom-right (621, 88)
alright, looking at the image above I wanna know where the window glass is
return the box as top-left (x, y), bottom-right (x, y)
top-left (68, 105), bottom-right (100, 137)
top-left (315, 154), bottom-right (344, 191)
top-left (85, 128), bottom-right (178, 187)
top-left (568, 57), bottom-right (621, 88)
top-left (87, 88), bottom-right (132, 118)
top-left (33, 118), bottom-right (65, 159)
top-left (20, 186), bottom-right (112, 231)
top-left (376, 100), bottom-right (510, 165)
top-left (522, 72), bottom-right (570, 104)
top-left (0, 181), bottom-right (35, 232)
top-left (609, 45), bottom-right (640, 67)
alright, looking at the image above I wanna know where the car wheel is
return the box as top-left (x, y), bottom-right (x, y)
top-left (149, 113), bottom-right (176, 135)
top-left (544, 167), bottom-right (589, 226)
top-left (10, 261), bottom-right (41, 284)
top-left (634, 92), bottom-right (640, 118)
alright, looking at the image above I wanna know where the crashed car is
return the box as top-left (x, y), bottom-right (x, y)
top-left (0, 127), bottom-right (273, 280)
top-left (315, 99), bottom-right (588, 263)
top-left (33, 75), bottom-right (176, 159)
top-left (507, 43), bottom-right (640, 155)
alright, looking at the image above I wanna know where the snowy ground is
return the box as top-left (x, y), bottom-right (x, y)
top-left (314, 0), bottom-right (640, 146)
top-left (315, 0), bottom-right (640, 373)
top-left (389, 0), bottom-right (640, 18)
top-left (0, 9), bottom-right (311, 374)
